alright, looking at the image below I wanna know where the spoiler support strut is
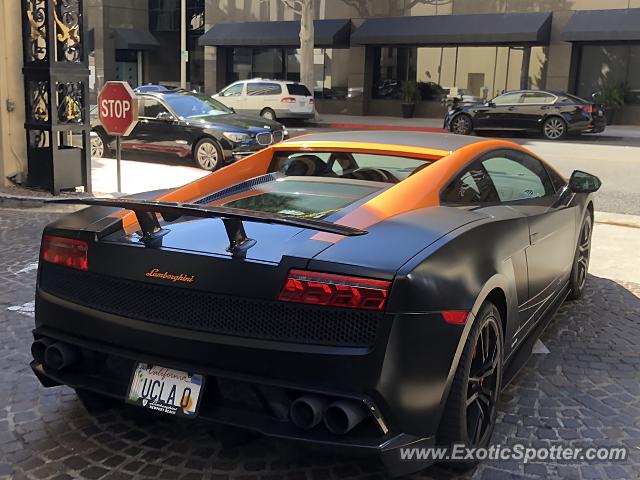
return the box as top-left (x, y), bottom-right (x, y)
top-left (47, 197), bottom-right (367, 256)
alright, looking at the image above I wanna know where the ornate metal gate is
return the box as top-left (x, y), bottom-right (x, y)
top-left (21, 0), bottom-right (91, 194)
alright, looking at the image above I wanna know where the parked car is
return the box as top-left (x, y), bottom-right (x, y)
top-left (91, 89), bottom-right (287, 170)
top-left (213, 78), bottom-right (315, 121)
top-left (444, 89), bottom-right (606, 140)
top-left (133, 84), bottom-right (172, 93)
top-left (34, 131), bottom-right (600, 476)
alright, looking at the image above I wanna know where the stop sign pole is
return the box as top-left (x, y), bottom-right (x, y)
top-left (97, 82), bottom-right (139, 192)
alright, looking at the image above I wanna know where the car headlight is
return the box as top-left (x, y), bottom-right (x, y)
top-left (223, 132), bottom-right (251, 143)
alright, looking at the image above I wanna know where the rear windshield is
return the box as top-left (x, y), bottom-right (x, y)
top-left (286, 83), bottom-right (312, 96)
top-left (271, 152), bottom-right (431, 183)
top-left (217, 179), bottom-right (381, 219)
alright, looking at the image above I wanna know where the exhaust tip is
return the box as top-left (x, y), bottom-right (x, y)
top-left (290, 395), bottom-right (326, 429)
top-left (324, 400), bottom-right (366, 435)
top-left (44, 343), bottom-right (78, 371)
top-left (31, 338), bottom-right (54, 364)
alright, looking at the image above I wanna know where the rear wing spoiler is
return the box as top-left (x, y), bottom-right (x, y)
top-left (48, 198), bottom-right (367, 256)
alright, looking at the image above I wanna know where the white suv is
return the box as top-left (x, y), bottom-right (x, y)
top-left (213, 79), bottom-right (315, 121)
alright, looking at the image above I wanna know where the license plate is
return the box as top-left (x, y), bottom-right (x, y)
top-left (127, 363), bottom-right (204, 418)
top-left (598, 111), bottom-right (603, 117)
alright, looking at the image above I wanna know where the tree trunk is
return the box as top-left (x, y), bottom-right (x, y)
top-left (299, 0), bottom-right (314, 95)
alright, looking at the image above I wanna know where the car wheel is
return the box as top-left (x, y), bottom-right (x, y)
top-left (260, 108), bottom-right (276, 121)
top-left (193, 138), bottom-right (222, 171)
top-left (90, 130), bottom-right (107, 158)
top-left (542, 116), bottom-right (567, 140)
top-left (438, 302), bottom-right (504, 466)
top-left (451, 114), bottom-right (473, 135)
top-left (567, 212), bottom-right (593, 300)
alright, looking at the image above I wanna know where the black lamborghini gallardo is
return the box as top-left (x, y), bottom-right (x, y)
top-left (31, 131), bottom-right (601, 476)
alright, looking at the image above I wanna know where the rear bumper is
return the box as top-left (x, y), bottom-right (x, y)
top-left (32, 280), bottom-right (465, 475)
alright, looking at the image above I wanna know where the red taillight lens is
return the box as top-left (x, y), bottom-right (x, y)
top-left (441, 311), bottom-right (469, 324)
top-left (279, 269), bottom-right (391, 311)
top-left (579, 105), bottom-right (594, 114)
top-left (41, 235), bottom-right (88, 270)
top-left (281, 97), bottom-right (296, 103)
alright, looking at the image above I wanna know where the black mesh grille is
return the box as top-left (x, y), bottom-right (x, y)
top-left (39, 264), bottom-right (381, 348)
top-left (194, 173), bottom-right (280, 205)
top-left (256, 132), bottom-right (273, 145)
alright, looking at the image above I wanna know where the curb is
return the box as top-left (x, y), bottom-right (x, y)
top-left (311, 122), bottom-right (447, 133)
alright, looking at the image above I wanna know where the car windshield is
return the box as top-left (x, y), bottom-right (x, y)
top-left (270, 151), bottom-right (431, 184)
top-left (163, 91), bottom-right (232, 119)
top-left (213, 178), bottom-right (382, 219)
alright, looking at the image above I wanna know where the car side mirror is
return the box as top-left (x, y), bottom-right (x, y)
top-left (569, 170), bottom-right (602, 193)
top-left (155, 112), bottom-right (174, 122)
top-left (485, 101), bottom-right (495, 107)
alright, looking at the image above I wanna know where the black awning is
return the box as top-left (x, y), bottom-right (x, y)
top-left (351, 11), bottom-right (552, 46)
top-left (563, 9), bottom-right (640, 42)
top-left (198, 19), bottom-right (351, 48)
top-left (113, 28), bottom-right (160, 50)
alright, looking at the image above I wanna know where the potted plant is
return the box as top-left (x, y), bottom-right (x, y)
top-left (401, 81), bottom-right (421, 118)
top-left (593, 81), bottom-right (625, 124)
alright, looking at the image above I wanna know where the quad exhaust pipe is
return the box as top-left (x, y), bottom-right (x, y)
top-left (290, 395), bottom-right (367, 435)
top-left (31, 339), bottom-right (78, 371)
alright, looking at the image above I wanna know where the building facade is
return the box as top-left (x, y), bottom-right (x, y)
top-left (83, 1), bottom-right (640, 123)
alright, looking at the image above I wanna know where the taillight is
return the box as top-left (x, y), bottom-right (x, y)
top-left (281, 97), bottom-right (296, 103)
top-left (579, 105), bottom-right (594, 114)
top-left (279, 269), bottom-right (391, 311)
top-left (441, 311), bottom-right (469, 324)
top-left (41, 235), bottom-right (88, 270)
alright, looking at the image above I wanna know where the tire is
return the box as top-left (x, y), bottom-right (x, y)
top-left (438, 302), bottom-right (504, 467)
top-left (260, 108), bottom-right (276, 121)
top-left (90, 130), bottom-right (108, 158)
top-left (567, 212), bottom-right (593, 300)
top-left (193, 138), bottom-right (222, 171)
top-left (542, 116), bottom-right (567, 140)
top-left (450, 114), bottom-right (473, 135)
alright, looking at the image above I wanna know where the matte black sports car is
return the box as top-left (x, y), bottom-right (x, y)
top-left (444, 89), bottom-right (606, 140)
top-left (91, 89), bottom-right (286, 170)
top-left (32, 131), bottom-right (600, 476)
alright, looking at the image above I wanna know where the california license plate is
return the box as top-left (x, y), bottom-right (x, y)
top-left (127, 363), bottom-right (204, 418)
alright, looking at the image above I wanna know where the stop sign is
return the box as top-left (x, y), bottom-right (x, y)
top-left (98, 81), bottom-right (139, 136)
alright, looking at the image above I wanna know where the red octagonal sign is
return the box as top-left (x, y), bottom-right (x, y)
top-left (98, 81), bottom-right (139, 136)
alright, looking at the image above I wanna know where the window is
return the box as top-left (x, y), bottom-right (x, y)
top-left (221, 83), bottom-right (244, 97)
top-left (441, 162), bottom-right (498, 204)
top-left (482, 152), bottom-right (554, 202)
top-left (247, 82), bottom-right (282, 96)
top-left (286, 83), bottom-right (311, 97)
top-left (140, 97), bottom-right (169, 118)
top-left (162, 92), bottom-right (232, 119)
top-left (520, 92), bottom-right (555, 104)
top-left (492, 92), bottom-right (523, 105)
top-left (271, 152), bottom-right (431, 184)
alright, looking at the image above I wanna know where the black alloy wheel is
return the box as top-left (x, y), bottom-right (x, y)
top-left (438, 302), bottom-right (504, 467)
top-left (568, 213), bottom-right (593, 300)
top-left (451, 114), bottom-right (473, 135)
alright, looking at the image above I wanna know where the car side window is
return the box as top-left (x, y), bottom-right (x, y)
top-left (247, 82), bottom-right (282, 96)
top-left (520, 92), bottom-right (555, 104)
top-left (482, 152), bottom-right (555, 202)
top-left (492, 92), bottom-right (523, 105)
top-left (221, 83), bottom-right (244, 97)
top-left (141, 98), bottom-right (169, 118)
top-left (441, 161), bottom-right (499, 205)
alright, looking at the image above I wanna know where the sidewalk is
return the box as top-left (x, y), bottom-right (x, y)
top-left (311, 113), bottom-right (446, 132)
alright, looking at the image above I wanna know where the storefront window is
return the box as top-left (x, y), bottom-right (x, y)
top-left (373, 45), bottom-right (546, 101)
top-left (577, 45), bottom-right (640, 104)
top-left (149, 0), bottom-right (204, 32)
top-left (226, 47), bottom-right (348, 99)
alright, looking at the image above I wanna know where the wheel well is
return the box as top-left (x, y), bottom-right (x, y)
top-left (485, 288), bottom-right (507, 338)
top-left (191, 135), bottom-right (219, 156)
top-left (261, 107), bottom-right (275, 114)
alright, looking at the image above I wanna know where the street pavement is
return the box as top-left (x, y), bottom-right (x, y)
top-left (1, 202), bottom-right (640, 480)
